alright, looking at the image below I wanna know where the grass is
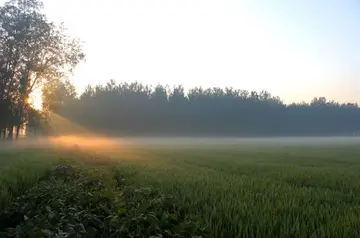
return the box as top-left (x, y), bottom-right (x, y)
top-left (2, 144), bottom-right (360, 237)
top-left (0, 149), bottom-right (62, 210)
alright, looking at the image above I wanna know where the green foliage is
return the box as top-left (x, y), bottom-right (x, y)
top-left (1, 167), bottom-right (122, 237)
top-left (120, 186), bottom-right (205, 237)
top-left (0, 155), bottom-right (206, 238)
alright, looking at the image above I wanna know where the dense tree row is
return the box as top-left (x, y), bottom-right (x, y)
top-left (0, 0), bottom-right (83, 139)
top-left (57, 80), bottom-right (360, 137)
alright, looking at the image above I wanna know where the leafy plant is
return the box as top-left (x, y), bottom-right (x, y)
top-left (0, 163), bottom-right (206, 238)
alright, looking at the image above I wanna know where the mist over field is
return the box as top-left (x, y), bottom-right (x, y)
top-left (2, 136), bottom-right (360, 151)
top-left (120, 136), bottom-right (360, 147)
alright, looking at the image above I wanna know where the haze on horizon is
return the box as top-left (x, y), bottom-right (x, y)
top-left (12, 0), bottom-right (360, 104)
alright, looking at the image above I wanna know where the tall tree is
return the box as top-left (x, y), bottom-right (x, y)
top-left (42, 79), bottom-right (77, 113)
top-left (0, 0), bottom-right (84, 139)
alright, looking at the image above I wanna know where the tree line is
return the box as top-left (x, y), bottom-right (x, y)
top-left (0, 0), bottom-right (84, 139)
top-left (1, 0), bottom-right (359, 138)
top-left (54, 80), bottom-right (360, 137)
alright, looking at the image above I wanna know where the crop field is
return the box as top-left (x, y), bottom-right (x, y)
top-left (1, 140), bottom-right (360, 237)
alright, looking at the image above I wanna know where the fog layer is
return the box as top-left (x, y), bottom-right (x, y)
top-left (1, 136), bottom-right (360, 151)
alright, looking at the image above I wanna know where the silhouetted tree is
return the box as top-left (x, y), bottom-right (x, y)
top-left (0, 0), bottom-right (84, 139)
top-left (42, 79), bottom-right (77, 113)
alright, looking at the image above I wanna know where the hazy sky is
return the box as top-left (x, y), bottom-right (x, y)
top-left (8, 0), bottom-right (360, 103)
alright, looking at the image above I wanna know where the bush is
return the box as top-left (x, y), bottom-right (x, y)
top-left (0, 164), bottom-right (206, 238)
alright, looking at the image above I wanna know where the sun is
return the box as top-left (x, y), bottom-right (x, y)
top-left (28, 90), bottom-right (43, 110)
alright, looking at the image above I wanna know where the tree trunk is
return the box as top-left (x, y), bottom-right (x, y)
top-left (15, 125), bottom-right (21, 140)
top-left (7, 125), bottom-right (13, 140)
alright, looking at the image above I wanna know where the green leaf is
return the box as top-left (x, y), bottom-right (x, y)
top-left (86, 227), bottom-right (98, 238)
top-left (41, 229), bottom-right (53, 237)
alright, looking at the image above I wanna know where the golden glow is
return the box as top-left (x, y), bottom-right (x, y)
top-left (28, 90), bottom-right (43, 110)
top-left (1, 111), bottom-right (155, 165)
top-left (48, 112), bottom-right (92, 135)
top-left (0, 111), bottom-right (141, 161)
top-left (49, 136), bottom-right (120, 149)
top-left (47, 112), bottom-right (122, 150)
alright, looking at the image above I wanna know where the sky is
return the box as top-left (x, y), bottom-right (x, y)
top-left (7, 0), bottom-right (360, 103)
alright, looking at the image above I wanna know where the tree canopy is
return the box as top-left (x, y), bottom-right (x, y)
top-left (56, 80), bottom-right (360, 137)
top-left (42, 79), bottom-right (77, 113)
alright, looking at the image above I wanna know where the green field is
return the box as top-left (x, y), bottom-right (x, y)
top-left (1, 144), bottom-right (360, 237)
